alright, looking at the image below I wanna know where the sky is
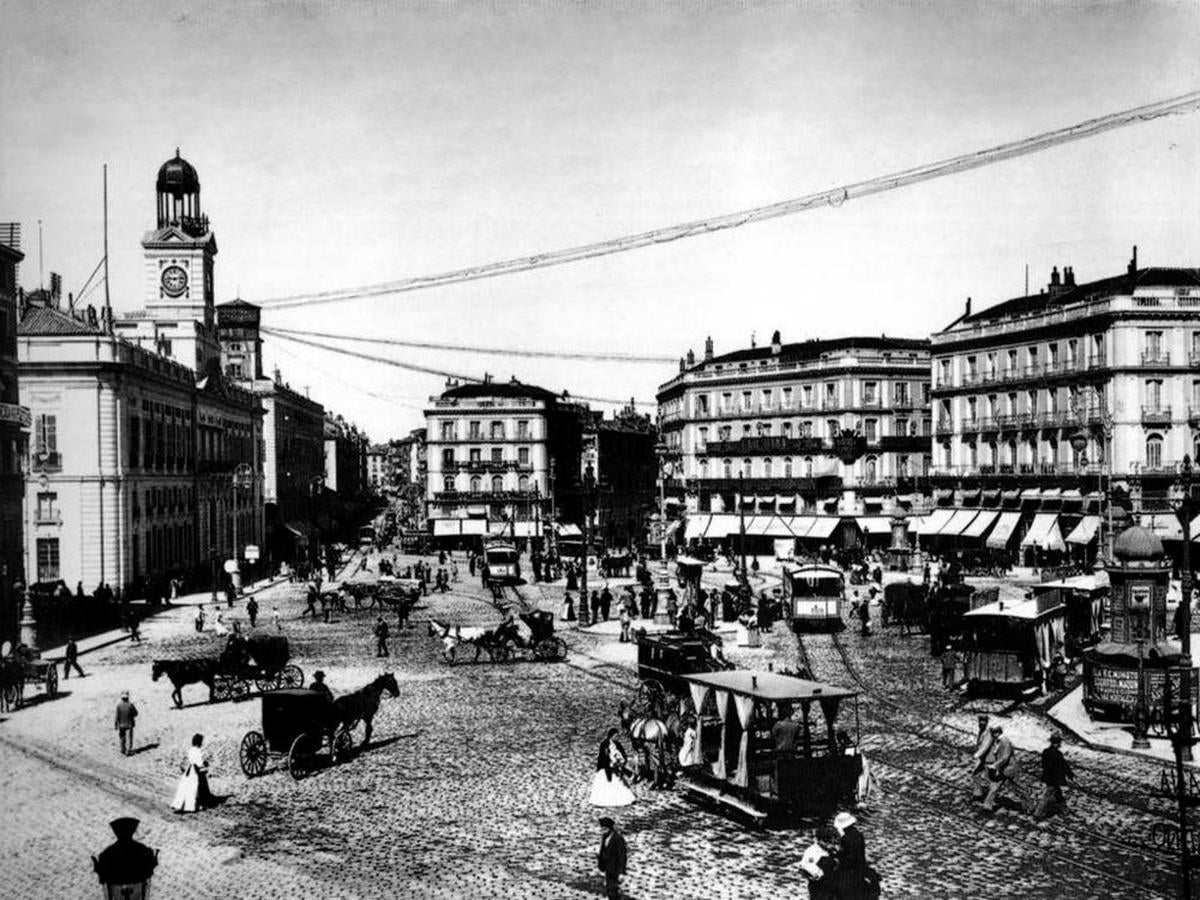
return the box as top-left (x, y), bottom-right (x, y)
top-left (3, 0), bottom-right (1200, 441)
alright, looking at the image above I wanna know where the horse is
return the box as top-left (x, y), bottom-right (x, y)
top-left (331, 672), bottom-right (399, 747)
top-left (151, 659), bottom-right (220, 708)
top-left (427, 619), bottom-right (503, 663)
top-left (0, 653), bottom-right (23, 712)
top-left (626, 714), bottom-right (675, 788)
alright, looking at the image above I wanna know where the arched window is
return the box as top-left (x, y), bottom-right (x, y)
top-left (783, 457), bottom-right (793, 478)
top-left (742, 458), bottom-right (753, 478)
top-left (443, 476), bottom-right (455, 493)
top-left (470, 476), bottom-right (481, 493)
top-left (518, 475), bottom-right (529, 492)
top-left (804, 457), bottom-right (814, 477)
top-left (491, 475), bottom-right (504, 493)
top-left (763, 458), bottom-right (773, 478)
top-left (723, 459), bottom-right (732, 478)
top-left (699, 458), bottom-right (709, 478)
top-left (864, 456), bottom-right (877, 484)
top-left (1146, 433), bottom-right (1164, 469)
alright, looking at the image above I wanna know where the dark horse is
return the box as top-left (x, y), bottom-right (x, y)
top-left (152, 659), bottom-right (220, 708)
top-left (331, 672), bottom-right (399, 747)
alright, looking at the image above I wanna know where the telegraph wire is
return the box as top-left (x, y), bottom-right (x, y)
top-left (267, 328), bottom-right (656, 409)
top-left (269, 342), bottom-right (429, 412)
top-left (254, 89), bottom-right (1200, 311)
top-left (261, 325), bottom-right (677, 364)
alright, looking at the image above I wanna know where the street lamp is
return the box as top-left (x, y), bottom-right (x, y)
top-left (654, 441), bottom-right (671, 570)
top-left (230, 463), bottom-right (254, 596)
top-left (1169, 454), bottom-right (1197, 762)
top-left (1069, 386), bottom-right (1114, 563)
top-left (578, 464), bottom-right (596, 627)
top-left (93, 817), bottom-right (157, 900)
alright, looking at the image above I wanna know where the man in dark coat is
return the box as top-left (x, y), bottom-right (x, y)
top-left (599, 586), bottom-right (613, 621)
top-left (114, 691), bottom-right (138, 755)
top-left (597, 816), bottom-right (628, 899)
top-left (1035, 732), bottom-right (1075, 818)
top-left (246, 596), bottom-right (259, 629)
top-left (374, 617), bottom-right (390, 657)
top-left (63, 637), bottom-right (85, 679)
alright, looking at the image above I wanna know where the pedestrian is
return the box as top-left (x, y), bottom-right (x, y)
top-left (832, 811), bottom-right (872, 897)
top-left (63, 637), bottom-right (85, 679)
top-left (114, 691), bottom-right (138, 756)
top-left (590, 728), bottom-right (635, 807)
top-left (562, 591), bottom-right (576, 622)
top-left (451, 559), bottom-right (459, 583)
top-left (600, 586), bottom-right (613, 622)
top-left (225, 584), bottom-right (236, 608)
top-left (800, 826), bottom-right (841, 900)
top-left (469, 554), bottom-right (476, 577)
top-left (618, 602), bottom-right (632, 642)
top-left (128, 615), bottom-right (143, 645)
top-left (1035, 732), bottom-right (1075, 819)
top-left (271, 605), bottom-right (282, 632)
top-left (857, 593), bottom-right (871, 637)
top-left (596, 816), bottom-right (628, 900)
top-left (981, 723), bottom-right (1015, 812)
top-left (970, 715), bottom-right (994, 801)
top-left (374, 616), bottom-right (390, 657)
top-left (246, 596), bottom-right (259, 628)
top-left (302, 582), bottom-right (319, 619)
top-left (940, 644), bottom-right (958, 689)
top-left (194, 606), bottom-right (206, 633)
top-left (171, 733), bottom-right (214, 813)
top-left (591, 590), bottom-right (601, 622)
top-left (397, 595), bottom-right (412, 629)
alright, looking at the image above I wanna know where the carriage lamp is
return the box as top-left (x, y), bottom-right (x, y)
top-left (93, 817), bottom-right (158, 900)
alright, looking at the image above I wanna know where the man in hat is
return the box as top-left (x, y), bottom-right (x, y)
top-left (970, 715), bottom-right (994, 801)
top-left (596, 816), bottom-right (627, 899)
top-left (114, 691), bottom-right (138, 756)
top-left (982, 723), bottom-right (1015, 812)
top-left (63, 636), bottom-right (85, 679)
top-left (309, 670), bottom-right (332, 701)
top-left (93, 817), bottom-right (157, 890)
top-left (374, 616), bottom-right (390, 657)
top-left (1036, 732), bottom-right (1075, 819)
top-left (832, 810), bottom-right (867, 891)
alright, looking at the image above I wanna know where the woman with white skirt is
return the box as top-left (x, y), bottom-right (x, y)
top-left (589, 728), bottom-right (636, 807)
top-left (171, 733), bottom-right (213, 813)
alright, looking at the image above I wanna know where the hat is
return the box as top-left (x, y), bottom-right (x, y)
top-left (313, 670), bottom-right (325, 680)
top-left (833, 812), bottom-right (856, 831)
top-left (598, 816), bottom-right (615, 828)
top-left (1049, 732), bottom-right (1063, 744)
top-left (989, 724), bottom-right (1003, 734)
top-left (109, 817), bottom-right (140, 840)
top-left (121, 691), bottom-right (129, 699)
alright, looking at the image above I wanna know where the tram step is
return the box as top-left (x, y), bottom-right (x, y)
top-left (677, 774), bottom-right (768, 824)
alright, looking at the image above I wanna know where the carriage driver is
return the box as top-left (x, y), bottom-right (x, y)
top-left (495, 606), bottom-right (520, 645)
top-left (309, 670), bottom-right (332, 700)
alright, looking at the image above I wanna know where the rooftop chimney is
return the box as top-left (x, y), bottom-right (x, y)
top-left (679, 357), bottom-right (685, 373)
top-left (771, 330), bottom-right (782, 355)
top-left (1128, 245), bottom-right (1138, 277)
top-left (1050, 266), bottom-right (1060, 287)
top-left (1064, 266), bottom-right (1075, 288)
top-left (750, 331), bottom-right (756, 349)
top-left (704, 336), bottom-right (713, 361)
top-left (686, 348), bottom-right (695, 367)
top-left (965, 296), bottom-right (972, 317)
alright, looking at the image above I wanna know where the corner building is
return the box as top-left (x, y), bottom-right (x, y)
top-left (656, 331), bottom-right (931, 516)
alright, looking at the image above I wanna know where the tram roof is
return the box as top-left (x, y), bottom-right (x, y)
top-left (680, 670), bottom-right (857, 701)
top-left (963, 594), bottom-right (1063, 620)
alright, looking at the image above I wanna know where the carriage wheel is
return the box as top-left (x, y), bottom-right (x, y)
top-left (534, 637), bottom-right (567, 662)
top-left (288, 733), bottom-right (316, 780)
top-left (331, 725), bottom-right (355, 765)
top-left (255, 675), bottom-right (277, 694)
top-left (229, 678), bottom-right (250, 702)
top-left (280, 665), bottom-right (304, 688)
top-left (44, 664), bottom-right (58, 698)
top-left (490, 642), bottom-right (511, 664)
top-left (210, 678), bottom-right (228, 703)
top-left (239, 731), bottom-right (268, 777)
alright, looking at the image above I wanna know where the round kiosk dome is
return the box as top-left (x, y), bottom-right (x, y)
top-left (156, 149), bottom-right (200, 196)
top-left (1111, 524), bottom-right (1165, 564)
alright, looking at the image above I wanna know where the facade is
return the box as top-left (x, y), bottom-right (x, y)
top-left (216, 300), bottom-right (325, 566)
top-left (656, 331), bottom-right (931, 516)
top-left (0, 229), bottom-right (28, 640)
top-left (366, 444), bottom-right (390, 492)
top-left (929, 251), bottom-right (1200, 556)
top-left (425, 378), bottom-right (583, 542)
top-left (323, 414), bottom-right (369, 497)
top-left (18, 151), bottom-right (263, 596)
top-left (583, 404), bottom-right (658, 548)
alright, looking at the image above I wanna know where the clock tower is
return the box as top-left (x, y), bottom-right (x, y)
top-left (130, 149), bottom-right (220, 373)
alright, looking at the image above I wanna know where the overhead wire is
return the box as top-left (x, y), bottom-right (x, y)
top-left (267, 328), bottom-right (655, 409)
top-left (261, 325), bottom-right (677, 364)
top-left (254, 88), bottom-right (1200, 311)
top-left (268, 342), bottom-right (430, 412)
top-left (72, 256), bottom-right (106, 307)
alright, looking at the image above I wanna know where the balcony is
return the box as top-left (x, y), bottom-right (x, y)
top-left (704, 436), bottom-right (826, 456)
top-left (1191, 352), bottom-right (1200, 369)
top-left (934, 419), bottom-right (954, 437)
top-left (1190, 407), bottom-right (1200, 427)
top-left (433, 490), bottom-right (538, 502)
top-left (1086, 354), bottom-right (1108, 370)
top-left (446, 460), bottom-right (531, 473)
top-left (1141, 406), bottom-right (1173, 425)
top-left (0, 402), bottom-right (31, 429)
top-left (32, 452), bottom-right (62, 472)
top-left (34, 510), bottom-right (62, 525)
top-left (1141, 351), bottom-right (1171, 367)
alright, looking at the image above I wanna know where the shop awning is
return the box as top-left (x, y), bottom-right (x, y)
top-left (757, 496), bottom-right (776, 510)
top-left (982, 490), bottom-right (1002, 508)
top-left (1020, 513), bottom-right (1065, 551)
top-left (512, 522), bottom-right (543, 537)
top-left (941, 509), bottom-right (980, 537)
top-left (1065, 516), bottom-right (1100, 545)
top-left (1145, 513), bottom-right (1183, 542)
top-left (461, 519), bottom-right (489, 535)
top-left (962, 509), bottom-right (999, 539)
top-left (744, 516), bottom-right (770, 536)
top-left (986, 512), bottom-right (1022, 549)
top-left (760, 516), bottom-right (796, 537)
top-left (805, 517), bottom-right (841, 540)
top-left (787, 516), bottom-right (816, 538)
top-left (855, 516), bottom-right (892, 535)
top-left (684, 515), bottom-right (711, 541)
top-left (776, 495), bottom-right (797, 510)
top-left (1020, 489), bottom-right (1042, 501)
top-left (704, 514), bottom-right (741, 539)
top-left (917, 508), bottom-right (955, 536)
top-left (555, 523), bottom-right (582, 537)
top-left (432, 519), bottom-right (461, 537)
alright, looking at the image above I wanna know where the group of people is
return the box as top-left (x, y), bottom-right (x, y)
top-left (800, 812), bottom-right (879, 899)
top-left (971, 716), bottom-right (1075, 819)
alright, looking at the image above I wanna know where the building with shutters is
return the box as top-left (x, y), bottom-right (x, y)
top-left (0, 227), bottom-right (28, 641)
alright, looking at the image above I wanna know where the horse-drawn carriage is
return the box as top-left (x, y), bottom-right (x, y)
top-left (428, 610), bottom-right (567, 664)
top-left (344, 577), bottom-right (421, 612)
top-left (238, 673), bottom-right (399, 780)
top-left (151, 635), bottom-right (304, 707)
top-left (0, 642), bottom-right (59, 711)
top-left (633, 630), bottom-right (733, 718)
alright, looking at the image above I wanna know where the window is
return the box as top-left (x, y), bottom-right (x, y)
top-left (893, 382), bottom-right (910, 405)
top-left (826, 419), bottom-right (839, 438)
top-left (36, 537), bottom-right (60, 581)
top-left (1027, 390), bottom-right (1038, 416)
top-left (1066, 339), bottom-right (1078, 367)
top-left (699, 459), bottom-right (709, 478)
top-left (863, 381), bottom-right (878, 405)
top-left (896, 416), bottom-right (910, 436)
top-left (863, 456), bottom-right (877, 484)
top-left (1192, 331), bottom-right (1200, 363)
top-left (722, 459), bottom-right (732, 478)
top-left (1145, 330), bottom-right (1164, 360)
top-left (742, 423), bottom-right (752, 437)
top-left (921, 384), bottom-right (930, 404)
top-left (1047, 344), bottom-right (1058, 370)
top-left (781, 422), bottom-right (793, 438)
top-left (518, 475), bottom-right (529, 492)
top-left (967, 442), bottom-right (978, 468)
top-left (518, 447), bottom-right (530, 466)
top-left (802, 386), bottom-right (814, 409)
top-left (761, 389), bottom-right (772, 410)
top-left (468, 421), bottom-right (481, 439)
top-left (824, 383), bottom-right (837, 406)
top-left (804, 457), bottom-right (814, 477)
top-left (763, 458), bottom-right (773, 477)
top-left (986, 353), bottom-right (997, 378)
top-left (741, 391), bottom-right (752, 411)
top-left (470, 476), bottom-right (481, 493)
top-left (35, 413), bottom-right (57, 461)
top-left (938, 359), bottom-right (951, 385)
top-left (1146, 434), bottom-right (1164, 469)
top-left (440, 421), bottom-right (456, 441)
top-left (742, 458), bottom-right (752, 478)
top-left (36, 492), bottom-right (58, 522)
top-left (491, 475), bottom-right (503, 493)
top-left (490, 421), bottom-right (504, 440)
top-left (756, 421), bottom-right (770, 436)
top-left (966, 398), bottom-right (977, 423)
top-left (898, 455), bottom-right (910, 477)
top-left (721, 392), bottom-right (733, 413)
top-left (965, 357), bottom-right (978, 381)
top-left (782, 387), bottom-right (793, 409)
top-left (1092, 334), bottom-right (1104, 363)
top-left (799, 420), bottom-right (813, 438)
top-left (517, 420), bottom-right (530, 439)
top-left (719, 425), bottom-right (732, 441)
top-left (443, 476), bottom-right (456, 492)
top-left (1145, 379), bottom-right (1163, 409)
top-left (864, 419), bottom-right (877, 442)
top-left (1006, 349), bottom-right (1017, 374)
top-left (469, 447), bottom-right (481, 463)
top-left (1007, 392), bottom-right (1018, 415)
top-left (442, 448), bottom-right (454, 467)
top-left (1027, 345), bottom-right (1038, 372)
top-left (784, 457), bottom-right (793, 478)
top-left (697, 395), bottom-right (710, 415)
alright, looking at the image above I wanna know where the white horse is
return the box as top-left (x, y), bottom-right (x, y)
top-left (427, 619), bottom-right (494, 663)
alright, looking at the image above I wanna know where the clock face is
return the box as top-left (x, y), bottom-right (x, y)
top-left (161, 265), bottom-right (189, 297)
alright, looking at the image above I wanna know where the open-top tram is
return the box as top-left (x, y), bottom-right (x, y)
top-left (961, 593), bottom-right (1067, 696)
top-left (677, 670), bottom-right (864, 826)
top-left (780, 563), bottom-right (846, 633)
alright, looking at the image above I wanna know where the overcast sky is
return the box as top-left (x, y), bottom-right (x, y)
top-left (4, 0), bottom-right (1199, 441)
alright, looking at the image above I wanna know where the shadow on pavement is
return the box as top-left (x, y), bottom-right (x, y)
top-left (128, 742), bottom-right (161, 756)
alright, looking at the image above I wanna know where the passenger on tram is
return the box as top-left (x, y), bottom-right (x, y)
top-left (771, 703), bottom-right (801, 757)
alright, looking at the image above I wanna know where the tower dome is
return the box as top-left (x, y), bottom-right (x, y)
top-left (155, 149), bottom-right (207, 236)
top-left (156, 149), bottom-right (200, 195)
top-left (1112, 524), bottom-right (1165, 563)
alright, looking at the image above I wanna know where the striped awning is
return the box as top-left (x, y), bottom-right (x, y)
top-left (1020, 513), bottom-right (1065, 552)
top-left (962, 509), bottom-right (999, 539)
top-left (855, 516), bottom-right (892, 535)
top-left (917, 508), bottom-right (955, 536)
top-left (787, 516), bottom-right (816, 538)
top-left (1065, 516), bottom-right (1100, 545)
top-left (684, 515), bottom-right (711, 541)
top-left (432, 519), bottom-right (461, 536)
top-left (941, 509), bottom-right (980, 537)
top-left (986, 512), bottom-right (1022, 549)
top-left (805, 517), bottom-right (841, 540)
top-left (704, 514), bottom-right (741, 539)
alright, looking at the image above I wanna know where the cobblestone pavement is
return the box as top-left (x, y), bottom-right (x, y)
top-left (0, 554), bottom-right (1186, 898)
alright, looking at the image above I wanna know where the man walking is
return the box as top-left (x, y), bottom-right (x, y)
top-left (1035, 732), bottom-right (1075, 819)
top-left (302, 582), bottom-right (319, 620)
top-left (940, 644), bottom-right (958, 689)
top-left (374, 616), bottom-right (390, 657)
top-left (970, 715), bottom-right (993, 801)
top-left (114, 691), bottom-right (138, 755)
top-left (982, 723), bottom-right (1015, 812)
top-left (596, 816), bottom-right (627, 899)
top-left (63, 637), bottom-right (85, 679)
top-left (246, 596), bottom-right (259, 628)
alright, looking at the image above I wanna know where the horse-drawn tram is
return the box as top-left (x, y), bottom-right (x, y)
top-left (960, 593), bottom-right (1066, 696)
top-left (780, 563), bottom-right (846, 633)
top-left (677, 670), bottom-right (863, 826)
top-left (482, 541), bottom-right (521, 587)
top-left (634, 630), bottom-right (732, 712)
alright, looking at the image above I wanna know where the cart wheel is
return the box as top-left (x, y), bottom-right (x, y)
top-left (210, 678), bottom-right (228, 703)
top-left (254, 676), bottom-right (277, 694)
top-left (547, 637), bottom-right (568, 662)
top-left (491, 642), bottom-right (511, 663)
top-left (229, 678), bottom-right (250, 702)
top-left (280, 665), bottom-right (304, 689)
top-left (240, 731), bottom-right (268, 777)
top-left (44, 664), bottom-right (58, 698)
top-left (331, 725), bottom-right (354, 765)
top-left (288, 733), bottom-right (315, 781)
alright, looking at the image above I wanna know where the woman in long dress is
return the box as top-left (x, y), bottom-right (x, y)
top-left (589, 728), bottom-right (636, 807)
top-left (172, 733), bottom-right (213, 813)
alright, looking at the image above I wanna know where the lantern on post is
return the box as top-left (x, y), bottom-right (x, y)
top-left (93, 817), bottom-right (158, 900)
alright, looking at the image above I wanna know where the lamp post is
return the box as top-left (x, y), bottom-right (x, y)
top-left (1170, 454), bottom-right (1197, 763)
top-left (578, 464), bottom-right (595, 627)
top-left (1069, 386), bottom-right (1114, 563)
top-left (1133, 632), bottom-right (1151, 749)
top-left (230, 463), bottom-right (254, 595)
top-left (654, 441), bottom-right (670, 570)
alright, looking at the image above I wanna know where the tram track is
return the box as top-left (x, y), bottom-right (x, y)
top-left (797, 631), bottom-right (1179, 897)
